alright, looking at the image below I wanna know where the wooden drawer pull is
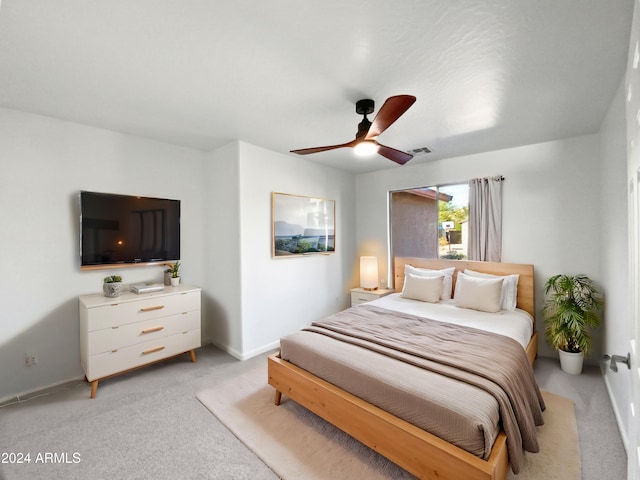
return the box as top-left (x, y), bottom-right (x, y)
top-left (140, 305), bottom-right (165, 312)
top-left (141, 326), bottom-right (164, 334)
top-left (142, 346), bottom-right (165, 355)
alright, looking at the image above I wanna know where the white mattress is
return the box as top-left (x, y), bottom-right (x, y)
top-left (366, 293), bottom-right (534, 350)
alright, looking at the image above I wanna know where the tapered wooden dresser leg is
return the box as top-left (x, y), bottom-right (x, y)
top-left (90, 380), bottom-right (98, 399)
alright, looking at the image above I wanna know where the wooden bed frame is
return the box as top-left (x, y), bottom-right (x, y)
top-left (268, 258), bottom-right (537, 480)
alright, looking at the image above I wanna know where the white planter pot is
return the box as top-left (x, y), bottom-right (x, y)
top-left (558, 350), bottom-right (584, 375)
top-left (170, 276), bottom-right (180, 287)
top-left (103, 282), bottom-right (123, 298)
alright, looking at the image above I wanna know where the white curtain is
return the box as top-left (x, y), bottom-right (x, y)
top-left (468, 176), bottom-right (504, 262)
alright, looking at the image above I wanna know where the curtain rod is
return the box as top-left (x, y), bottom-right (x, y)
top-left (472, 175), bottom-right (504, 181)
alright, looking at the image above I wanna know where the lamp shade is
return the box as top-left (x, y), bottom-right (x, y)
top-left (360, 256), bottom-right (379, 290)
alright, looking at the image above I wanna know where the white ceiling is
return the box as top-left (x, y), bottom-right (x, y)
top-left (0, 1), bottom-right (634, 173)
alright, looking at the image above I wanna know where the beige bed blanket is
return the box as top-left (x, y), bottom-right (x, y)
top-left (305, 304), bottom-right (546, 474)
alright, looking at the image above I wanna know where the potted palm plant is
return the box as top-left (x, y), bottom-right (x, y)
top-left (543, 274), bottom-right (603, 374)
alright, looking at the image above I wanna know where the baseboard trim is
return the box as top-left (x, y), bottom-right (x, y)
top-left (240, 341), bottom-right (280, 360)
top-left (208, 338), bottom-right (280, 361)
top-left (0, 375), bottom-right (86, 408)
top-left (603, 371), bottom-right (629, 456)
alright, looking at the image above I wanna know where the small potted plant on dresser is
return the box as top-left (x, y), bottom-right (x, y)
top-left (543, 273), bottom-right (603, 374)
top-left (103, 275), bottom-right (123, 298)
top-left (169, 261), bottom-right (181, 286)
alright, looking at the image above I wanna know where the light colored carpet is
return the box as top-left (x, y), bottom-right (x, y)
top-left (197, 363), bottom-right (581, 480)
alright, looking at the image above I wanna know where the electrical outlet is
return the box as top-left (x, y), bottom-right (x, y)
top-left (25, 354), bottom-right (38, 366)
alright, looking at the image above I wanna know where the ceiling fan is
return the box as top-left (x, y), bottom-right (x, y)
top-left (290, 94), bottom-right (417, 165)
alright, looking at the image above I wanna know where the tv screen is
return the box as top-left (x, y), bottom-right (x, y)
top-left (80, 191), bottom-right (180, 267)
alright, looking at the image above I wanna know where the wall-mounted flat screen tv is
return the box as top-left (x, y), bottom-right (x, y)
top-left (80, 191), bottom-right (180, 268)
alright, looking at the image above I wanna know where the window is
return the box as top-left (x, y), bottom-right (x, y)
top-left (389, 183), bottom-right (469, 261)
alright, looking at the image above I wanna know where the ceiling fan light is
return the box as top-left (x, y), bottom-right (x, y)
top-left (354, 141), bottom-right (378, 157)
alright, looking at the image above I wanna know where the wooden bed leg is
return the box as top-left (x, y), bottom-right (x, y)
top-left (90, 380), bottom-right (99, 399)
top-left (274, 390), bottom-right (282, 406)
top-left (189, 349), bottom-right (197, 363)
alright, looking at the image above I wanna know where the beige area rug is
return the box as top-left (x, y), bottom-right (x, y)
top-left (197, 364), bottom-right (581, 480)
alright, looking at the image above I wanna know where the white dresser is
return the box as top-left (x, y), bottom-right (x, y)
top-left (79, 284), bottom-right (201, 398)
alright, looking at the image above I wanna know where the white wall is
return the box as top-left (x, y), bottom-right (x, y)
top-left (0, 108), bottom-right (207, 402)
top-left (0, 109), bottom-right (356, 400)
top-left (237, 142), bottom-right (356, 357)
top-left (355, 134), bottom-right (604, 360)
top-left (203, 141), bottom-right (356, 360)
top-left (203, 142), bottom-right (243, 356)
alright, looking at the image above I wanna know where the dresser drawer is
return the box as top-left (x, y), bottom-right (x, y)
top-left (85, 328), bottom-right (201, 381)
top-left (350, 288), bottom-right (394, 306)
top-left (85, 291), bottom-right (200, 331)
top-left (351, 291), bottom-right (378, 305)
top-left (87, 310), bottom-right (200, 354)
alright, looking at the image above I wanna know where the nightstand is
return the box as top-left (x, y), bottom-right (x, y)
top-left (350, 287), bottom-right (394, 306)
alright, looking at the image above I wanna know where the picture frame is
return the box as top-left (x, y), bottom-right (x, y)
top-left (272, 192), bottom-right (335, 257)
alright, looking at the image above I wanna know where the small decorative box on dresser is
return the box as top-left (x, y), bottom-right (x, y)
top-left (350, 287), bottom-right (394, 306)
top-left (79, 284), bottom-right (201, 398)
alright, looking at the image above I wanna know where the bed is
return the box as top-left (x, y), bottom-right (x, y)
top-left (268, 258), bottom-right (542, 480)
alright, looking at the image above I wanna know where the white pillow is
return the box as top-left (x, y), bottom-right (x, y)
top-left (401, 273), bottom-right (444, 303)
top-left (454, 272), bottom-right (504, 313)
top-left (404, 265), bottom-right (455, 299)
top-left (463, 269), bottom-right (519, 311)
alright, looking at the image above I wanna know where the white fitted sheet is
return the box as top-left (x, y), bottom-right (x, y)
top-left (367, 293), bottom-right (534, 350)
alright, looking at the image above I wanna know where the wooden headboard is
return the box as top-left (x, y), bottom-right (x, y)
top-left (393, 257), bottom-right (535, 319)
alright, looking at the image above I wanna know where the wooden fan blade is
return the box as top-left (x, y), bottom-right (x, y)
top-left (377, 143), bottom-right (413, 165)
top-left (290, 140), bottom-right (355, 155)
top-left (366, 95), bottom-right (416, 139)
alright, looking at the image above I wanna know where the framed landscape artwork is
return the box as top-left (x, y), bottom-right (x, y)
top-left (272, 192), bottom-right (335, 257)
